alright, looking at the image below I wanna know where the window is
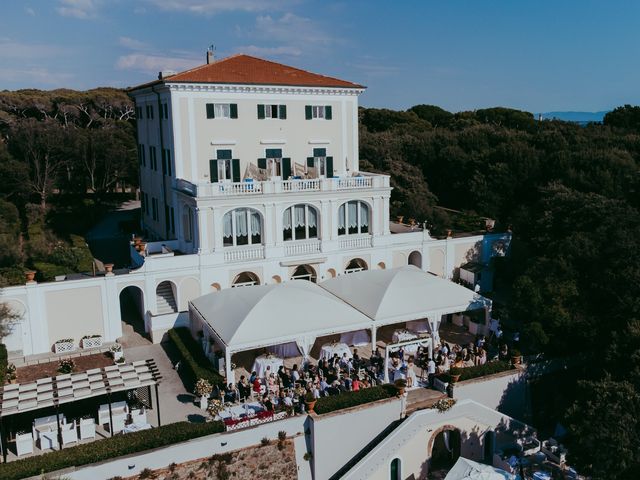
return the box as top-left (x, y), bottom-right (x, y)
top-left (338, 201), bottom-right (369, 236)
top-left (345, 258), bottom-right (368, 274)
top-left (291, 264), bottom-right (317, 283)
top-left (162, 103), bottom-right (168, 119)
top-left (390, 458), bottom-right (400, 480)
top-left (209, 150), bottom-right (240, 182)
top-left (183, 206), bottom-right (193, 243)
top-left (146, 105), bottom-right (154, 119)
top-left (144, 193), bottom-right (149, 215)
top-left (257, 149), bottom-right (292, 179)
top-left (138, 144), bottom-right (146, 166)
top-left (162, 149), bottom-right (172, 176)
top-left (257, 104), bottom-right (287, 119)
top-left (305, 105), bottom-right (332, 120)
top-left (170, 207), bottom-right (175, 234)
top-left (136, 106), bottom-right (143, 120)
top-left (151, 197), bottom-right (158, 221)
top-left (206, 103), bottom-right (238, 119)
top-left (306, 149), bottom-right (333, 178)
top-left (232, 272), bottom-right (260, 287)
top-left (149, 146), bottom-right (157, 171)
top-left (283, 204), bottom-right (318, 241)
top-left (223, 208), bottom-right (262, 247)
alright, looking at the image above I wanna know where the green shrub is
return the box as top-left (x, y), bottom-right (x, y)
top-left (33, 261), bottom-right (68, 281)
top-left (0, 344), bottom-right (7, 385)
top-left (314, 384), bottom-right (397, 415)
top-left (0, 420), bottom-right (225, 480)
top-left (169, 327), bottom-right (223, 388)
top-left (458, 361), bottom-right (514, 382)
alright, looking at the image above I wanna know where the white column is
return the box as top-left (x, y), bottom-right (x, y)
top-left (225, 349), bottom-right (233, 386)
top-left (371, 326), bottom-right (377, 351)
top-left (383, 345), bottom-right (390, 384)
top-left (196, 207), bottom-right (210, 253)
top-left (212, 207), bottom-right (224, 251)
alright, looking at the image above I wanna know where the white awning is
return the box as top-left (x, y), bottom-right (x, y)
top-left (445, 457), bottom-right (516, 480)
top-left (190, 281), bottom-right (372, 352)
top-left (319, 265), bottom-right (490, 326)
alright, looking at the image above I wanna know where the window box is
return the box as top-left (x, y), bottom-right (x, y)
top-left (54, 339), bottom-right (75, 354)
top-left (81, 335), bottom-right (103, 349)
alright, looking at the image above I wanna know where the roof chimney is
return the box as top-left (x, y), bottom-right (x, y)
top-left (207, 45), bottom-right (215, 64)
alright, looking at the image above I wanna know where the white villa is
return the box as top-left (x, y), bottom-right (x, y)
top-left (0, 51), bottom-right (510, 360)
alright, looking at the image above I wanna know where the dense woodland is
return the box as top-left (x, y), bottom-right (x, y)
top-left (1, 88), bottom-right (640, 477)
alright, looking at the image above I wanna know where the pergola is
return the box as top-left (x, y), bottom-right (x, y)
top-left (0, 359), bottom-right (162, 462)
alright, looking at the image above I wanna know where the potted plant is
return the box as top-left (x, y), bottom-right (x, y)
top-left (194, 378), bottom-right (213, 410)
top-left (81, 334), bottom-right (103, 349)
top-left (54, 338), bottom-right (75, 354)
top-left (6, 363), bottom-right (17, 384)
top-left (510, 348), bottom-right (522, 365)
top-left (449, 367), bottom-right (462, 383)
top-left (58, 358), bottom-right (76, 374)
top-left (110, 343), bottom-right (123, 361)
top-left (25, 270), bottom-right (36, 283)
top-left (394, 378), bottom-right (407, 395)
top-left (304, 391), bottom-right (317, 413)
top-left (104, 263), bottom-right (114, 275)
top-left (206, 398), bottom-right (224, 419)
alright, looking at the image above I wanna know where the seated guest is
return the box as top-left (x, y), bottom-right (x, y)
top-left (352, 376), bottom-right (361, 391)
top-left (262, 394), bottom-right (274, 412)
top-left (224, 383), bottom-right (239, 403)
top-left (319, 376), bottom-right (329, 395)
top-left (249, 370), bottom-right (258, 385)
top-left (475, 347), bottom-right (487, 366)
top-left (252, 376), bottom-right (262, 396)
top-left (267, 373), bottom-right (279, 395)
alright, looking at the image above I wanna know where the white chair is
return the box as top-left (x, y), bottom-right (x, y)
top-left (130, 408), bottom-right (147, 426)
top-left (39, 430), bottom-right (58, 450)
top-left (15, 432), bottom-right (34, 456)
top-left (79, 417), bottom-right (96, 440)
top-left (110, 414), bottom-right (127, 434)
top-left (61, 421), bottom-right (78, 446)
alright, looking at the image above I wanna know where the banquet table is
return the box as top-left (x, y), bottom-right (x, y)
top-left (218, 402), bottom-right (263, 420)
top-left (339, 330), bottom-right (370, 346)
top-left (319, 342), bottom-right (352, 361)
top-left (392, 329), bottom-right (419, 353)
top-left (252, 354), bottom-right (284, 378)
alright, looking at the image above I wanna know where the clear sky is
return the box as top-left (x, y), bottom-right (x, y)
top-left (1, 0), bottom-right (638, 112)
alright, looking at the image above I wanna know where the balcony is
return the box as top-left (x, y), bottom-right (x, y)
top-left (223, 245), bottom-right (265, 263)
top-left (283, 239), bottom-right (322, 256)
top-left (339, 235), bottom-right (372, 250)
top-left (174, 171), bottom-right (389, 198)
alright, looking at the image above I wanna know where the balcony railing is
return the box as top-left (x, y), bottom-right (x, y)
top-left (284, 239), bottom-right (322, 256)
top-left (339, 235), bottom-right (372, 250)
top-left (223, 245), bottom-right (265, 263)
top-left (175, 172), bottom-right (389, 198)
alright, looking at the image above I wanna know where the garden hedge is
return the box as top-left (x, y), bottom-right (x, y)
top-left (0, 420), bottom-right (225, 480)
top-left (0, 343), bottom-right (7, 386)
top-left (458, 360), bottom-right (514, 382)
top-left (314, 384), bottom-right (398, 415)
top-left (169, 327), bottom-right (223, 389)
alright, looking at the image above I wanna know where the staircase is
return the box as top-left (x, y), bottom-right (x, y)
top-left (156, 282), bottom-right (177, 314)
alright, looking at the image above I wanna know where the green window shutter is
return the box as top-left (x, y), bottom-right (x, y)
top-left (257, 104), bottom-right (265, 119)
top-left (230, 103), bottom-right (238, 119)
top-left (326, 156), bottom-right (334, 178)
top-left (282, 158), bottom-right (292, 180)
top-left (206, 103), bottom-right (215, 119)
top-left (257, 158), bottom-right (267, 170)
top-left (279, 105), bottom-right (287, 119)
top-left (325, 106), bottom-right (332, 120)
top-left (209, 159), bottom-right (218, 183)
top-left (305, 105), bottom-right (312, 120)
top-left (232, 159), bottom-right (241, 182)
top-left (306, 157), bottom-right (315, 168)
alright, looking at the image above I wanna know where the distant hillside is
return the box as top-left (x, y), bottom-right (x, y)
top-left (537, 111), bottom-right (608, 123)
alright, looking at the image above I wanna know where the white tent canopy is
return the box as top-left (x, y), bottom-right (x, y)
top-left (319, 265), bottom-right (490, 326)
top-left (445, 457), bottom-right (517, 480)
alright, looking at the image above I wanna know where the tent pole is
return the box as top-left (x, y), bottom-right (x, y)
top-left (371, 327), bottom-right (377, 352)
top-left (384, 345), bottom-right (389, 384)
top-left (155, 384), bottom-right (161, 427)
top-left (55, 403), bottom-right (62, 450)
top-left (107, 391), bottom-right (114, 437)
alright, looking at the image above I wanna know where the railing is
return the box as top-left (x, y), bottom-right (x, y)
top-left (337, 176), bottom-right (372, 190)
top-left (284, 239), bottom-right (321, 256)
top-left (339, 235), bottom-right (372, 250)
top-left (223, 245), bottom-right (265, 262)
top-left (282, 178), bottom-right (320, 192)
top-left (216, 181), bottom-right (263, 196)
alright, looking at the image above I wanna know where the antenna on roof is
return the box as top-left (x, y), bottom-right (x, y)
top-left (207, 44), bottom-right (216, 64)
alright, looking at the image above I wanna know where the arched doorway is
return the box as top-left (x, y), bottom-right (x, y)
top-left (156, 281), bottom-right (178, 314)
top-left (119, 286), bottom-right (148, 341)
top-left (232, 271), bottom-right (260, 287)
top-left (430, 428), bottom-right (461, 470)
top-left (390, 457), bottom-right (401, 480)
top-left (408, 250), bottom-right (422, 268)
top-left (345, 258), bottom-right (368, 274)
top-left (291, 264), bottom-right (317, 282)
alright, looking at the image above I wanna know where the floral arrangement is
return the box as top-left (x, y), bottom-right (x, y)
top-left (58, 358), bottom-right (76, 374)
top-left (115, 356), bottom-right (126, 364)
top-left (6, 363), bottom-right (17, 381)
top-left (110, 344), bottom-right (123, 352)
top-left (206, 398), bottom-right (224, 418)
top-left (295, 386), bottom-right (306, 397)
top-left (432, 398), bottom-right (457, 413)
top-left (194, 378), bottom-right (213, 397)
top-left (82, 334), bottom-right (102, 339)
top-left (56, 338), bottom-right (74, 344)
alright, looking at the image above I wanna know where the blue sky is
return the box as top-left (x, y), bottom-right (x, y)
top-left (1, 0), bottom-right (639, 112)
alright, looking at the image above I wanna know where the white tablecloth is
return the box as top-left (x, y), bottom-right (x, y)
top-left (267, 342), bottom-right (301, 358)
top-left (319, 342), bottom-right (352, 361)
top-left (252, 355), bottom-right (284, 378)
top-left (218, 402), bottom-right (263, 420)
top-left (392, 329), bottom-right (419, 353)
top-left (123, 423), bottom-right (152, 434)
top-left (339, 330), bottom-right (370, 346)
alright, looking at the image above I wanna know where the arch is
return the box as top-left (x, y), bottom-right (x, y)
top-left (291, 264), bottom-right (317, 283)
top-left (408, 250), bottom-right (422, 268)
top-left (428, 425), bottom-right (461, 471)
top-left (390, 457), bottom-right (401, 480)
top-left (345, 258), bottom-right (368, 274)
top-left (119, 285), bottom-right (147, 338)
top-left (272, 275), bottom-right (282, 284)
top-left (211, 282), bottom-right (222, 292)
top-left (326, 268), bottom-right (337, 278)
top-left (483, 430), bottom-right (496, 464)
top-left (232, 271), bottom-right (260, 287)
top-left (283, 203), bottom-right (319, 241)
top-left (223, 207), bottom-right (263, 247)
top-left (179, 277), bottom-right (200, 309)
top-left (338, 200), bottom-right (370, 236)
top-left (377, 261), bottom-right (386, 270)
top-left (429, 248), bottom-right (446, 278)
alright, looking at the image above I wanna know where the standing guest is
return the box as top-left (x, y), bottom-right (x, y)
top-left (427, 357), bottom-right (436, 387)
top-left (291, 364), bottom-right (301, 385)
top-left (237, 375), bottom-right (250, 402)
top-left (249, 370), bottom-right (258, 385)
top-left (352, 349), bottom-right (361, 369)
top-left (476, 347), bottom-right (487, 366)
top-left (267, 373), bottom-right (278, 395)
top-left (252, 376), bottom-right (262, 397)
top-left (499, 344), bottom-right (509, 361)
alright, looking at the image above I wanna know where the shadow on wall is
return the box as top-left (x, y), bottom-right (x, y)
top-left (496, 374), bottom-right (529, 421)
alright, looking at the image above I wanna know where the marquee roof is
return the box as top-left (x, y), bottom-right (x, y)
top-left (320, 266), bottom-right (489, 325)
top-left (190, 281), bottom-right (372, 351)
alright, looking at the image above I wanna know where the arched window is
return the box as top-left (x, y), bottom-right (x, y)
top-left (338, 201), bottom-right (369, 236)
top-left (390, 458), bottom-right (401, 480)
top-left (291, 264), bottom-right (317, 283)
top-left (345, 258), bottom-right (368, 274)
top-left (283, 204), bottom-right (318, 241)
top-left (223, 208), bottom-right (262, 247)
top-left (232, 272), bottom-right (260, 287)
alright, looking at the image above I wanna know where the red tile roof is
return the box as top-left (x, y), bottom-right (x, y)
top-left (131, 54), bottom-right (365, 90)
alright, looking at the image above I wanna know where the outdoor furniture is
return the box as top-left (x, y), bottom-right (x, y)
top-left (252, 354), bottom-right (284, 378)
top-left (319, 342), bottom-right (352, 361)
top-left (39, 429), bottom-right (58, 450)
top-left (110, 414), bottom-right (127, 434)
top-left (130, 408), bottom-right (147, 426)
top-left (98, 401), bottom-right (128, 426)
top-left (79, 417), bottom-right (96, 440)
top-left (339, 330), bottom-right (370, 346)
top-left (61, 421), bottom-right (78, 445)
top-left (123, 422), bottom-right (152, 434)
top-left (33, 414), bottom-right (65, 440)
top-left (15, 432), bottom-right (33, 456)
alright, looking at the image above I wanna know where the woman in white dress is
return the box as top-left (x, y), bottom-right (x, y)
top-left (406, 357), bottom-right (417, 388)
